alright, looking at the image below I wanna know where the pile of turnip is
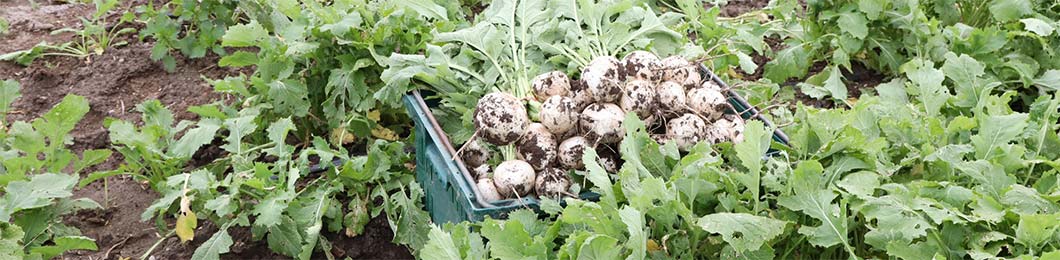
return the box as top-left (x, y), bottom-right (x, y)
top-left (462, 51), bottom-right (747, 203)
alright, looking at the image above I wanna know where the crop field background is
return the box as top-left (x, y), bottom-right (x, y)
top-left (0, 0), bottom-right (1058, 259)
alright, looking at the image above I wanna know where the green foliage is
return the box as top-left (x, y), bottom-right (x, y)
top-left (0, 0), bottom-right (136, 65)
top-left (138, 0), bottom-right (240, 71)
top-left (0, 82), bottom-right (104, 258)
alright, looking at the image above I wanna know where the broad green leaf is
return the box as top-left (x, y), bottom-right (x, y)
top-left (823, 66), bottom-right (848, 101)
top-left (0, 173), bottom-right (77, 221)
top-left (253, 191), bottom-right (294, 228)
top-left (777, 161), bottom-right (852, 250)
top-left (989, 0), bottom-right (1032, 22)
top-left (969, 113), bottom-right (1028, 160)
top-left (903, 59), bottom-right (948, 116)
top-left (28, 236), bottom-right (96, 259)
top-left (1034, 70), bottom-right (1060, 90)
top-left (170, 119), bottom-right (221, 158)
top-left (0, 79), bottom-right (19, 120)
top-left (221, 21), bottom-right (269, 47)
top-left (1020, 18), bottom-right (1055, 36)
top-left (837, 11), bottom-right (869, 39)
top-left (267, 216), bottom-right (303, 257)
top-left (221, 115), bottom-right (258, 155)
top-left (836, 171), bottom-right (880, 198)
top-left (732, 121), bottom-right (769, 209)
top-left (37, 95), bottom-right (89, 146)
top-left (319, 12), bottom-right (363, 34)
top-left (422, 225), bottom-right (463, 260)
top-left (583, 150), bottom-right (617, 209)
top-left (0, 223), bottom-right (24, 259)
top-left (858, 0), bottom-right (886, 20)
top-left (697, 213), bottom-right (787, 253)
top-left (942, 53), bottom-right (994, 108)
top-left (218, 51), bottom-right (258, 67)
top-left (1015, 213), bottom-right (1060, 250)
top-left (191, 228), bottom-right (233, 260)
top-left (764, 43), bottom-right (812, 82)
top-left (619, 207), bottom-right (646, 260)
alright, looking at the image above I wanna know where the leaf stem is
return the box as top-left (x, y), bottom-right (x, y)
top-left (140, 229), bottom-right (175, 260)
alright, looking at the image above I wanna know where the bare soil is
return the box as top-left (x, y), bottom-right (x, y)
top-left (1, 1), bottom-right (413, 259)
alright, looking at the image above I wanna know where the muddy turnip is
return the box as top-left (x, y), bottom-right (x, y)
top-left (659, 56), bottom-right (701, 88)
top-left (687, 87), bottom-right (727, 120)
top-left (558, 136), bottom-right (589, 170)
top-left (539, 96), bottom-right (580, 136)
top-left (707, 114), bottom-right (746, 144)
top-left (580, 103), bottom-right (626, 144)
top-left (461, 139), bottom-right (491, 168)
top-left (517, 123), bottom-right (558, 170)
top-left (476, 178), bottom-right (504, 202)
top-left (666, 113), bottom-right (708, 151)
top-left (582, 56), bottom-right (623, 103)
top-left (656, 81), bottom-right (687, 113)
top-left (535, 168), bottom-right (572, 199)
top-left (622, 51), bottom-right (660, 82)
top-left (474, 92), bottom-right (530, 145)
top-left (531, 71), bottom-right (571, 101)
top-left (493, 160), bottom-right (537, 198)
top-left (621, 79), bottom-right (656, 120)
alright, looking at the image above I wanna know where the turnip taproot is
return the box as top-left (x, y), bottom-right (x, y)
top-left (539, 96), bottom-right (580, 136)
top-left (531, 71), bottom-right (571, 101)
top-left (622, 51), bottom-right (660, 82)
top-left (580, 103), bottom-right (626, 144)
top-left (558, 136), bottom-right (589, 169)
top-left (460, 139), bottom-right (491, 168)
top-left (493, 160), bottom-right (536, 198)
top-left (656, 81), bottom-right (687, 113)
top-left (517, 123), bottom-right (558, 170)
top-left (535, 168), bottom-right (571, 199)
top-left (582, 56), bottom-right (623, 103)
top-left (659, 56), bottom-right (701, 88)
top-left (667, 113), bottom-right (708, 151)
top-left (687, 87), bottom-right (727, 120)
top-left (476, 178), bottom-right (504, 202)
top-left (621, 79), bottom-right (656, 120)
top-left (473, 92), bottom-right (530, 145)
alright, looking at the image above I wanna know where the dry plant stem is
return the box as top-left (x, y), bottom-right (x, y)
top-left (140, 229), bottom-right (175, 260)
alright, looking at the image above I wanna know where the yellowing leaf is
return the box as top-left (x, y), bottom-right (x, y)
top-left (372, 126), bottom-right (399, 141)
top-left (647, 239), bottom-right (661, 252)
top-left (366, 110), bottom-right (382, 122)
top-left (176, 210), bottom-right (197, 243)
top-left (330, 127), bottom-right (357, 145)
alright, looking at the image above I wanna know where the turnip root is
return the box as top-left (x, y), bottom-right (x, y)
top-left (517, 123), bottom-right (558, 170)
top-left (659, 56), bottom-right (701, 88)
top-left (622, 51), bottom-right (660, 82)
top-left (476, 178), bottom-right (504, 202)
top-left (707, 114), bottom-right (746, 143)
top-left (539, 96), bottom-right (580, 136)
top-left (580, 103), bottom-right (626, 144)
top-left (473, 164), bottom-right (490, 180)
top-left (474, 92), bottom-right (530, 145)
top-left (569, 79), bottom-right (593, 111)
top-left (701, 80), bottom-right (721, 90)
top-left (686, 87), bottom-right (727, 120)
top-left (656, 81), bottom-right (687, 113)
top-left (582, 56), bottom-right (624, 103)
top-left (666, 113), bottom-right (708, 151)
top-left (621, 79), bottom-right (656, 120)
top-left (597, 146), bottom-right (621, 173)
top-left (531, 71), bottom-right (571, 101)
top-left (461, 139), bottom-right (491, 168)
top-left (558, 136), bottom-right (589, 170)
top-left (493, 160), bottom-right (537, 198)
top-left (535, 168), bottom-right (571, 199)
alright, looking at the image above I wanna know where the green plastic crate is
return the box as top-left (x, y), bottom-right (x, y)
top-left (403, 66), bottom-right (789, 224)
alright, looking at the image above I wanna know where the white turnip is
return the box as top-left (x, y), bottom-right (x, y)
top-left (531, 71), bottom-right (571, 101)
top-left (656, 81), bottom-right (687, 113)
top-left (707, 114), bottom-right (747, 144)
top-left (686, 87), bottom-right (727, 120)
top-left (476, 178), bottom-right (504, 202)
top-left (535, 168), bottom-right (572, 199)
top-left (582, 56), bottom-right (624, 103)
top-left (666, 113), bottom-right (708, 151)
top-left (580, 103), bottom-right (626, 144)
top-left (539, 96), bottom-right (580, 136)
top-left (558, 136), bottom-right (589, 170)
top-left (517, 123), bottom-right (558, 170)
top-left (621, 79), bottom-right (656, 120)
top-left (622, 51), bottom-right (660, 82)
top-left (493, 160), bottom-right (537, 198)
top-left (461, 139), bottom-right (491, 168)
top-left (597, 146), bottom-right (621, 173)
top-left (659, 56), bottom-right (701, 88)
top-left (472, 164), bottom-right (490, 180)
top-left (569, 79), bottom-right (593, 111)
top-left (473, 92), bottom-right (530, 145)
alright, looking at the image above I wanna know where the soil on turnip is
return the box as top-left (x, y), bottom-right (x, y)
top-left (1, 1), bottom-right (413, 259)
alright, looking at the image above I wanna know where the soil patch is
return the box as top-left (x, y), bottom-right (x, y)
top-left (2, 1), bottom-right (414, 259)
top-left (710, 0), bottom-right (771, 17)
